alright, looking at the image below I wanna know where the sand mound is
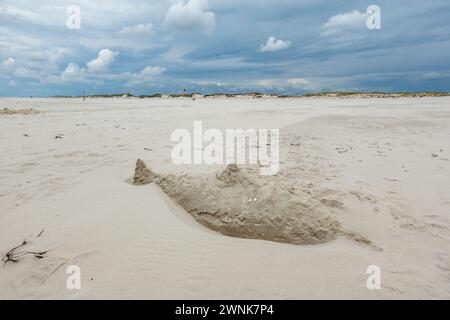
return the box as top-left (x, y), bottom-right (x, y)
top-left (133, 160), bottom-right (342, 245)
top-left (215, 163), bottom-right (248, 187)
top-left (0, 108), bottom-right (40, 115)
top-left (133, 159), bottom-right (159, 185)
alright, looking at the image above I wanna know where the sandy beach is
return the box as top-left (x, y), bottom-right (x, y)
top-left (0, 96), bottom-right (449, 299)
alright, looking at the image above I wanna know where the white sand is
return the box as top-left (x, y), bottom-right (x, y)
top-left (0, 97), bottom-right (449, 299)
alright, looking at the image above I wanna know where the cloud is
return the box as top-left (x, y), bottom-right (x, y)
top-left (321, 10), bottom-right (367, 37)
top-left (0, 3), bottom-right (65, 29)
top-left (87, 49), bottom-right (118, 73)
top-left (1, 1), bottom-right (450, 97)
top-left (286, 78), bottom-right (310, 87)
top-left (49, 48), bottom-right (69, 63)
top-left (137, 66), bottom-right (165, 76)
top-left (56, 62), bottom-right (165, 86)
top-left (0, 5), bottom-right (41, 23)
top-left (421, 72), bottom-right (450, 80)
top-left (165, 0), bottom-right (215, 33)
top-left (260, 36), bottom-right (291, 52)
top-left (119, 23), bottom-right (154, 35)
top-left (256, 79), bottom-right (277, 87)
top-left (14, 68), bottom-right (34, 78)
top-left (257, 78), bottom-right (310, 88)
top-left (127, 66), bottom-right (166, 85)
top-left (48, 62), bottom-right (102, 85)
top-left (61, 63), bottom-right (85, 81)
top-left (3, 57), bottom-right (15, 66)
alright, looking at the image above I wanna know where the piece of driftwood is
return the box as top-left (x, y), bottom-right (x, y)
top-left (2, 239), bottom-right (47, 267)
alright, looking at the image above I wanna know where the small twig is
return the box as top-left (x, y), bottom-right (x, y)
top-left (2, 235), bottom-right (48, 267)
top-left (2, 241), bottom-right (27, 266)
top-left (27, 251), bottom-right (47, 259)
top-left (37, 229), bottom-right (44, 238)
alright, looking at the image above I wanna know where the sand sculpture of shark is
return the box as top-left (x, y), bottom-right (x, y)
top-left (132, 159), bottom-right (350, 246)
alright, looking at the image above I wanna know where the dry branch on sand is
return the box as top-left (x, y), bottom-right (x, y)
top-left (2, 230), bottom-right (47, 267)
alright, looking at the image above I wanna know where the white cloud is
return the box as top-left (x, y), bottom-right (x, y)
top-left (87, 49), bottom-right (118, 73)
top-left (14, 68), bottom-right (29, 77)
top-left (119, 23), bottom-right (154, 35)
top-left (321, 10), bottom-right (367, 36)
top-left (257, 78), bottom-right (310, 88)
top-left (30, 52), bottom-right (47, 62)
top-left (138, 66), bottom-right (165, 77)
top-left (127, 66), bottom-right (166, 85)
top-left (48, 62), bottom-right (102, 85)
top-left (0, 5), bottom-right (41, 23)
top-left (49, 48), bottom-right (69, 63)
top-left (165, 0), bottom-right (215, 33)
top-left (260, 36), bottom-right (291, 52)
top-left (14, 67), bottom-right (40, 79)
top-left (421, 72), bottom-right (449, 80)
top-left (286, 78), bottom-right (310, 87)
top-left (61, 63), bottom-right (85, 81)
top-left (3, 57), bottom-right (15, 66)
top-left (0, 4), bottom-right (66, 28)
top-left (56, 63), bottom-right (165, 85)
top-left (256, 79), bottom-right (277, 87)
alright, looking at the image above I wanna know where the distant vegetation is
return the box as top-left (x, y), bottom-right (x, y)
top-left (169, 93), bottom-right (197, 98)
top-left (303, 91), bottom-right (450, 98)
top-left (139, 94), bottom-right (162, 98)
top-left (51, 91), bottom-right (450, 99)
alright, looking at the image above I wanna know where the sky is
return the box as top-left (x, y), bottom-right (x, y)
top-left (1, 0), bottom-right (450, 97)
